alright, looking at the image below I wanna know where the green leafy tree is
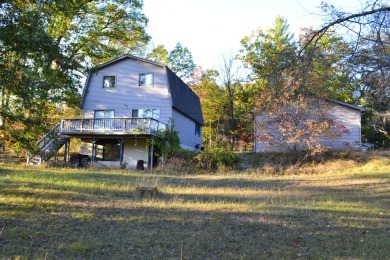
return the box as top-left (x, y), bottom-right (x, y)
top-left (298, 0), bottom-right (390, 148)
top-left (0, 0), bottom-right (150, 153)
top-left (240, 17), bottom-right (353, 153)
top-left (168, 43), bottom-right (196, 81)
top-left (147, 44), bottom-right (169, 64)
top-left (190, 67), bottom-right (225, 149)
top-left (240, 16), bottom-right (296, 86)
top-left (233, 82), bottom-right (260, 151)
top-left (297, 28), bottom-right (352, 101)
top-left (0, 0), bottom-right (76, 153)
top-left (45, 0), bottom-right (150, 68)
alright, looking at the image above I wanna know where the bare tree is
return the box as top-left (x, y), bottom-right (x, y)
top-left (301, 2), bottom-right (389, 52)
top-left (292, 1), bottom-right (389, 147)
top-left (217, 51), bottom-right (242, 150)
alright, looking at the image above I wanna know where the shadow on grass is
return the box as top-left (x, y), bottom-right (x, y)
top-left (1, 200), bottom-right (389, 259)
top-left (0, 165), bottom-right (389, 259)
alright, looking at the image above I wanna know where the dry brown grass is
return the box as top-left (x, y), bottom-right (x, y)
top-left (0, 151), bottom-right (389, 259)
top-left (237, 150), bottom-right (388, 175)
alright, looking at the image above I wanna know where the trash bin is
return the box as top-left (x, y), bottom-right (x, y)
top-left (79, 155), bottom-right (90, 168)
top-left (136, 160), bottom-right (144, 170)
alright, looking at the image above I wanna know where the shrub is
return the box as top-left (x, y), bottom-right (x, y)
top-left (160, 149), bottom-right (239, 173)
top-left (151, 128), bottom-right (181, 159)
top-left (195, 148), bottom-right (238, 171)
top-left (160, 150), bottom-right (198, 174)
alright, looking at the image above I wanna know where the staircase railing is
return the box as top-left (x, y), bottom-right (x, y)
top-left (37, 123), bottom-right (61, 151)
top-left (27, 123), bottom-right (64, 165)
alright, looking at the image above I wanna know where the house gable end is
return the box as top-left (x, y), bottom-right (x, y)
top-left (81, 55), bottom-right (165, 108)
top-left (80, 56), bottom-right (171, 122)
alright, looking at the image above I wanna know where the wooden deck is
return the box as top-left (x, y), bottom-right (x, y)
top-left (60, 118), bottom-right (167, 137)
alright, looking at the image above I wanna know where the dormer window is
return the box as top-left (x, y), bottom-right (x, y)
top-left (103, 76), bottom-right (115, 88)
top-left (139, 73), bottom-right (153, 86)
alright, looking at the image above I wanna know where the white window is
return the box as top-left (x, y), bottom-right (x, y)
top-left (139, 73), bottom-right (153, 86)
top-left (94, 110), bottom-right (114, 118)
top-left (132, 108), bottom-right (160, 120)
top-left (103, 76), bottom-right (115, 88)
top-left (94, 110), bottom-right (114, 129)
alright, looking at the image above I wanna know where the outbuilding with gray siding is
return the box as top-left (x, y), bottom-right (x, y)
top-left (254, 98), bottom-right (366, 152)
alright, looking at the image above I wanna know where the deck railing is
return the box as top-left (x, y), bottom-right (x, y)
top-left (60, 118), bottom-right (167, 135)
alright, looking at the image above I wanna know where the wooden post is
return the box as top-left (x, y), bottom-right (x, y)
top-left (91, 138), bottom-right (97, 161)
top-left (150, 137), bottom-right (154, 173)
top-left (63, 138), bottom-right (69, 163)
top-left (119, 138), bottom-right (125, 165)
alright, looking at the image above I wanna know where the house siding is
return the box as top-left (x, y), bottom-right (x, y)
top-left (172, 109), bottom-right (202, 150)
top-left (123, 139), bottom-right (148, 169)
top-left (80, 138), bottom-right (148, 169)
top-left (320, 104), bottom-right (362, 149)
top-left (255, 101), bottom-right (363, 152)
top-left (80, 139), bottom-right (92, 155)
top-left (82, 59), bottom-right (172, 124)
top-left (76, 55), bottom-right (203, 169)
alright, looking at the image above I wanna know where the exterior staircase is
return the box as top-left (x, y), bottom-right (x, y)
top-left (27, 123), bottom-right (68, 166)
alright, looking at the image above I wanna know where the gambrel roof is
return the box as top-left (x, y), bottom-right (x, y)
top-left (166, 67), bottom-right (204, 125)
top-left (80, 55), bottom-right (204, 125)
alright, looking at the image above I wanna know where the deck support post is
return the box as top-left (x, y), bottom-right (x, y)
top-left (63, 138), bottom-right (70, 163)
top-left (119, 138), bottom-right (125, 165)
top-left (91, 138), bottom-right (97, 161)
top-left (150, 137), bottom-right (154, 172)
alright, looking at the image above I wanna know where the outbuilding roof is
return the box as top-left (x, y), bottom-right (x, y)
top-left (325, 98), bottom-right (366, 112)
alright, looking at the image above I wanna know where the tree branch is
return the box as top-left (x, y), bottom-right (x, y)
top-left (298, 6), bottom-right (390, 56)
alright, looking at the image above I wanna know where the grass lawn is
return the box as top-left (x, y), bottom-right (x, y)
top-left (0, 152), bottom-right (389, 259)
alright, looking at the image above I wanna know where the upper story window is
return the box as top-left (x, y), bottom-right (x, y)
top-left (103, 76), bottom-right (115, 88)
top-left (132, 108), bottom-right (160, 120)
top-left (139, 73), bottom-right (153, 86)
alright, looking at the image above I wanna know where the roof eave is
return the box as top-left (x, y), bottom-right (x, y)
top-left (80, 71), bottom-right (92, 108)
top-left (94, 54), bottom-right (165, 71)
top-left (325, 98), bottom-right (366, 112)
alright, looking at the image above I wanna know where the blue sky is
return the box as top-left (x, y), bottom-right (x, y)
top-left (143, 0), bottom-right (364, 69)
